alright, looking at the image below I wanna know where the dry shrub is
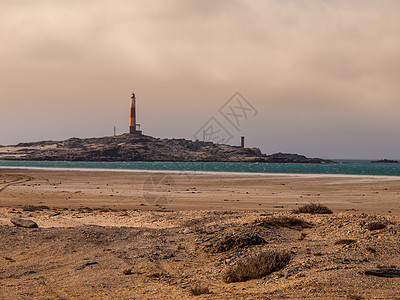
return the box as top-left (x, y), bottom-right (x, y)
top-left (256, 216), bottom-right (312, 230)
top-left (189, 284), bottom-right (211, 296)
top-left (335, 239), bottom-right (356, 245)
top-left (367, 222), bottom-right (386, 231)
top-left (209, 233), bottom-right (265, 253)
top-left (293, 203), bottom-right (332, 214)
top-left (223, 250), bottom-right (291, 283)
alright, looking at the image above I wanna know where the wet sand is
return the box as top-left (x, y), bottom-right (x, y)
top-left (0, 168), bottom-right (399, 215)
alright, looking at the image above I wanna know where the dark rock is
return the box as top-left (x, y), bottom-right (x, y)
top-left (10, 218), bottom-right (39, 228)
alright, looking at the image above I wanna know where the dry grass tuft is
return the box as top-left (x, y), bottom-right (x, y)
top-left (255, 216), bottom-right (312, 230)
top-left (293, 203), bottom-right (333, 214)
top-left (335, 239), bottom-right (356, 245)
top-left (189, 284), bottom-right (211, 296)
top-left (209, 233), bottom-right (265, 253)
top-left (223, 250), bottom-right (291, 283)
top-left (367, 222), bottom-right (386, 231)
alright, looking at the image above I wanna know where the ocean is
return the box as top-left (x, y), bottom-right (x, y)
top-left (1, 160), bottom-right (400, 176)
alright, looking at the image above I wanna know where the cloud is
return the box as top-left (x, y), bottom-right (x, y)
top-left (1, 0), bottom-right (399, 158)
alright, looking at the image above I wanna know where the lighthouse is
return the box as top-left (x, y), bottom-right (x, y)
top-left (129, 92), bottom-right (142, 135)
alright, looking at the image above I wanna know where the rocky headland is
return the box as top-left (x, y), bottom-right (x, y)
top-left (0, 134), bottom-right (333, 163)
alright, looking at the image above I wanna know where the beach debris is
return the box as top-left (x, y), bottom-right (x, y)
top-left (208, 232), bottom-right (266, 253)
top-left (365, 268), bottom-right (400, 278)
top-left (75, 261), bottom-right (98, 270)
top-left (10, 218), bottom-right (38, 228)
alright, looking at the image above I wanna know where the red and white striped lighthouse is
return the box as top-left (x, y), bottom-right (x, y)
top-left (129, 92), bottom-right (142, 135)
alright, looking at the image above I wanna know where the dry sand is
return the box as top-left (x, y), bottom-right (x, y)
top-left (0, 169), bottom-right (399, 299)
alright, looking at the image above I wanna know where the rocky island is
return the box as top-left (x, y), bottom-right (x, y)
top-left (371, 159), bottom-right (399, 163)
top-left (0, 134), bottom-right (333, 163)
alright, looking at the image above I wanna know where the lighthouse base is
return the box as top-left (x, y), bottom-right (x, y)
top-left (129, 126), bottom-right (142, 135)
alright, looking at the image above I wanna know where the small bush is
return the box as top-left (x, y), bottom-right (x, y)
top-left (223, 250), bottom-right (291, 283)
top-left (189, 284), bottom-right (211, 296)
top-left (366, 246), bottom-right (376, 253)
top-left (367, 222), bottom-right (386, 231)
top-left (293, 203), bottom-right (332, 214)
top-left (335, 239), bottom-right (356, 245)
top-left (256, 216), bottom-right (312, 230)
top-left (209, 233), bottom-right (266, 253)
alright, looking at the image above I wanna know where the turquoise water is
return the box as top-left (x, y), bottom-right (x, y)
top-left (1, 160), bottom-right (400, 176)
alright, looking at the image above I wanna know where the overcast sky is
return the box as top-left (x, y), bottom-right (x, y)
top-left (1, 0), bottom-right (399, 159)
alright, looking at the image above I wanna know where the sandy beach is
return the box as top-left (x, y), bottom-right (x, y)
top-left (1, 169), bottom-right (400, 299)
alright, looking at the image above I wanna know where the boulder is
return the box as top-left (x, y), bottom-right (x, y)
top-left (10, 218), bottom-right (39, 228)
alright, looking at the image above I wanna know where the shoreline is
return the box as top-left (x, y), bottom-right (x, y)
top-left (2, 165), bottom-right (400, 180)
